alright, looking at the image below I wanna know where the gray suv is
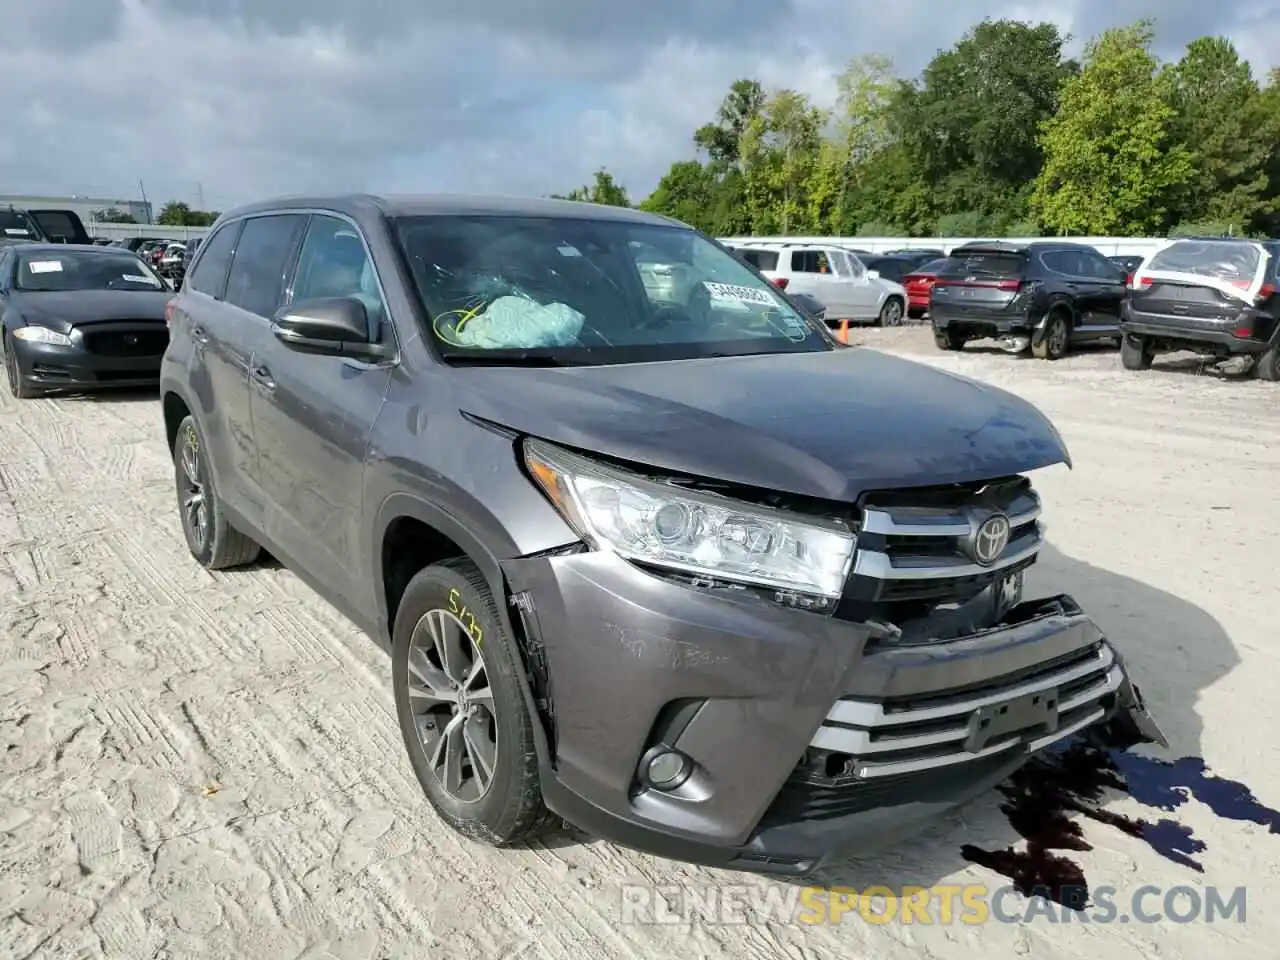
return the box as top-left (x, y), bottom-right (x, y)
top-left (159, 194), bottom-right (1164, 876)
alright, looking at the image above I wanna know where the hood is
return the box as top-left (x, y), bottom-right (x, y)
top-left (10, 289), bottom-right (171, 331)
top-left (454, 348), bottom-right (1071, 503)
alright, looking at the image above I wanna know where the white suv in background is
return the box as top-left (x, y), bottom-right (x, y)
top-left (724, 241), bottom-right (907, 326)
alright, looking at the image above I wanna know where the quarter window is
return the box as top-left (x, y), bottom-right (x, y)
top-left (187, 221), bottom-right (239, 298)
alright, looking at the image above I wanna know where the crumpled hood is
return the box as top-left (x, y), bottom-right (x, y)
top-left (9, 290), bottom-right (171, 332)
top-left (454, 348), bottom-right (1071, 502)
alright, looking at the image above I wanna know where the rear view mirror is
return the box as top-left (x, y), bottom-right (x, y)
top-left (271, 296), bottom-right (386, 359)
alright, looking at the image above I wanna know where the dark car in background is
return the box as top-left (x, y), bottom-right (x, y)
top-left (158, 193), bottom-right (1163, 877)
top-left (0, 243), bottom-right (172, 397)
top-left (1108, 254), bottom-right (1144, 285)
top-left (0, 205), bottom-right (93, 245)
top-left (929, 241), bottom-right (1127, 359)
top-left (1122, 237), bottom-right (1280, 380)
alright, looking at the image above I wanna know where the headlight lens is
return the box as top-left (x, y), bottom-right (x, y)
top-left (524, 439), bottom-right (856, 599)
top-left (13, 326), bottom-right (71, 346)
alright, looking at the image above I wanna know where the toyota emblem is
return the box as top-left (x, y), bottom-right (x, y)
top-left (973, 514), bottom-right (1011, 565)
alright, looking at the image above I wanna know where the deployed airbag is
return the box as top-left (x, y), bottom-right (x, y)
top-left (452, 296), bottom-right (585, 349)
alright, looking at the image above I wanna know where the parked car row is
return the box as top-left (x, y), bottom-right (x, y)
top-left (923, 236), bottom-right (1280, 380)
top-left (0, 192), bottom-right (1166, 878)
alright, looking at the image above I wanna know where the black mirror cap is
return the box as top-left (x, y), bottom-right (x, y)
top-left (271, 296), bottom-right (387, 359)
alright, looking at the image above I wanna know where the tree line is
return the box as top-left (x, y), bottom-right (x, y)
top-left (558, 19), bottom-right (1280, 239)
top-left (89, 201), bottom-right (221, 226)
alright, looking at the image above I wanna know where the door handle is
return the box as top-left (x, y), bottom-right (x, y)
top-left (251, 364), bottom-right (275, 390)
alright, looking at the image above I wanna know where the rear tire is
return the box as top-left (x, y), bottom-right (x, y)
top-left (1032, 313), bottom-right (1069, 360)
top-left (1255, 345), bottom-right (1280, 381)
top-left (173, 415), bottom-right (261, 569)
top-left (933, 327), bottom-right (964, 351)
top-left (392, 559), bottom-right (555, 845)
top-left (1120, 334), bottom-right (1154, 371)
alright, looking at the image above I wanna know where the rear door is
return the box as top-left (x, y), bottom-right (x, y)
top-left (786, 247), bottom-right (852, 318)
top-left (931, 248), bottom-right (1029, 318)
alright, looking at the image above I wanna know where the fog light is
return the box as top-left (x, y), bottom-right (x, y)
top-left (645, 749), bottom-right (689, 789)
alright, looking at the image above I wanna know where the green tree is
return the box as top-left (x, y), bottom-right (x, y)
top-left (156, 201), bottom-right (220, 226)
top-left (1031, 21), bottom-right (1193, 235)
top-left (899, 19), bottom-right (1077, 226)
top-left (1163, 37), bottom-right (1272, 231)
top-left (640, 160), bottom-right (717, 230)
top-left (693, 79), bottom-right (766, 167)
top-left (553, 168), bottom-right (631, 206)
top-left (740, 89), bottom-right (827, 233)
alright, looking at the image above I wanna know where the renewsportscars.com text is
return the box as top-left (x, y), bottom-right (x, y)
top-left (619, 883), bottom-right (1247, 926)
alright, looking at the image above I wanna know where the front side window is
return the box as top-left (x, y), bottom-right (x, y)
top-left (393, 215), bottom-right (827, 364)
top-left (290, 215), bottom-right (386, 331)
top-left (14, 250), bottom-right (166, 292)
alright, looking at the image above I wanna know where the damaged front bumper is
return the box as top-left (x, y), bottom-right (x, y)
top-left (502, 551), bottom-right (1164, 876)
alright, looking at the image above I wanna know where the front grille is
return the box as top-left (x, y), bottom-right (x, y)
top-left (82, 328), bottom-right (169, 357)
top-left (835, 476), bottom-right (1042, 635)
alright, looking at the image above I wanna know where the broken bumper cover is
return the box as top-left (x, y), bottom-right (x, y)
top-left (502, 551), bottom-right (1164, 876)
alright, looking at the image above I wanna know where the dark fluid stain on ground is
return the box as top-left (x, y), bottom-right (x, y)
top-left (961, 721), bottom-right (1280, 911)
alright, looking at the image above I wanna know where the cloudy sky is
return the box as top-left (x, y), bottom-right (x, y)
top-left (3, 0), bottom-right (1277, 212)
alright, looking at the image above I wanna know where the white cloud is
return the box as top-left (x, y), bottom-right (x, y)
top-left (0, 0), bottom-right (1275, 209)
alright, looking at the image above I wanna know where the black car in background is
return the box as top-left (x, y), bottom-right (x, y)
top-left (929, 241), bottom-right (1127, 359)
top-left (1108, 254), bottom-right (1145, 284)
top-left (0, 205), bottom-right (93, 245)
top-left (0, 243), bottom-right (172, 397)
top-left (1122, 237), bottom-right (1280, 380)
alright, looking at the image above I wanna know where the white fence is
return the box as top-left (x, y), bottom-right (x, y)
top-left (87, 222), bottom-right (213, 243)
top-left (718, 235), bottom-right (1169, 258)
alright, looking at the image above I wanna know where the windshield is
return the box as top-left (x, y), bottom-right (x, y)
top-left (0, 211), bottom-right (38, 240)
top-left (14, 251), bottom-right (165, 292)
top-left (393, 215), bottom-right (828, 364)
top-left (1145, 241), bottom-right (1264, 286)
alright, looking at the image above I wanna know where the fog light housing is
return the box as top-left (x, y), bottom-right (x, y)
top-left (642, 747), bottom-right (691, 790)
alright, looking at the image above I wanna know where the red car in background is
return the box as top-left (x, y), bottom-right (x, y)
top-left (901, 257), bottom-right (950, 319)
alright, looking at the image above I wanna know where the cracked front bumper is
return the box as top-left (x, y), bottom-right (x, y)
top-left (502, 551), bottom-right (1164, 876)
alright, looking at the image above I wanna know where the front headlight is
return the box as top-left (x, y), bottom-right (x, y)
top-left (524, 439), bottom-right (856, 600)
top-left (12, 326), bottom-right (72, 346)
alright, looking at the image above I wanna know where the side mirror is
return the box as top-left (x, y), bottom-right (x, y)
top-left (866, 269), bottom-right (880, 280)
top-left (271, 296), bottom-right (386, 360)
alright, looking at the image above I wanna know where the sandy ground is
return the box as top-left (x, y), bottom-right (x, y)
top-left (1, 329), bottom-right (1278, 959)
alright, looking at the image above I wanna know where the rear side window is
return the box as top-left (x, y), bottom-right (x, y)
top-left (940, 251), bottom-right (1027, 278)
top-left (187, 222), bottom-right (239, 298)
top-left (866, 258), bottom-right (907, 281)
top-left (737, 248), bottom-right (778, 271)
top-left (1146, 241), bottom-right (1263, 285)
top-left (224, 214), bottom-right (307, 317)
top-left (792, 250), bottom-right (832, 273)
top-left (1040, 250), bottom-right (1083, 275)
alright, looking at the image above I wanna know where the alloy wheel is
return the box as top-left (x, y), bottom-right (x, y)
top-left (179, 430), bottom-right (209, 550)
top-left (1048, 318), bottom-right (1068, 356)
top-left (406, 609), bottom-right (497, 802)
top-left (882, 300), bottom-right (903, 326)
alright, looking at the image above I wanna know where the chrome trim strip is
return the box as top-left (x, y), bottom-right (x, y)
top-left (851, 531), bottom-right (1042, 581)
top-left (860, 503), bottom-right (1041, 537)
top-left (826, 643), bottom-right (1113, 727)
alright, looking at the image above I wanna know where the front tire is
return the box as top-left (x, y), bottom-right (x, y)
top-left (1120, 334), bottom-right (1154, 371)
top-left (392, 559), bottom-right (555, 845)
top-left (173, 415), bottom-right (261, 569)
top-left (3, 333), bottom-right (37, 399)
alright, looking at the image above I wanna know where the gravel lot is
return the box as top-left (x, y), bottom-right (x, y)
top-left (2, 328), bottom-right (1278, 959)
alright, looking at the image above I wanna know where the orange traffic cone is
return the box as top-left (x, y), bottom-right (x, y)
top-left (837, 320), bottom-right (849, 343)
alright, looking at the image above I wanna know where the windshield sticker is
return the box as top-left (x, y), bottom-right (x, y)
top-left (557, 245), bottom-right (582, 257)
top-left (4, 228), bottom-right (30, 236)
top-left (122, 274), bottom-right (160, 285)
top-left (704, 281), bottom-right (775, 305)
top-left (26, 260), bottom-right (63, 273)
